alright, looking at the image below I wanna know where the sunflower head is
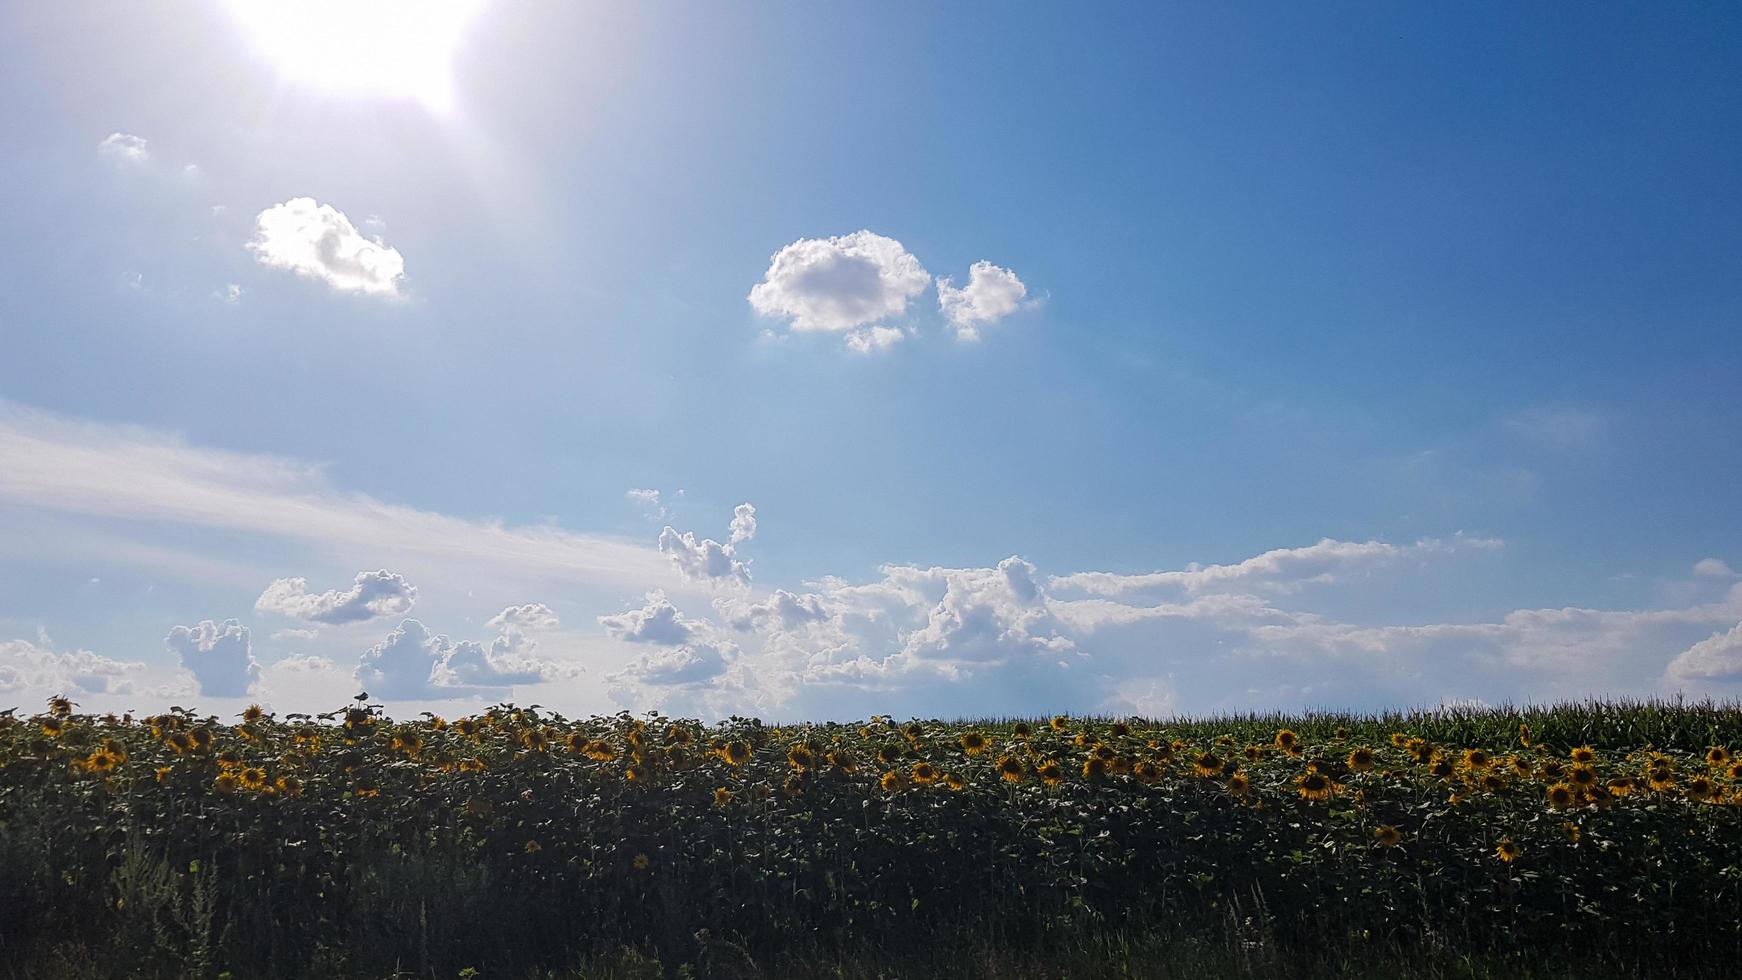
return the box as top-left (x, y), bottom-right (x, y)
top-left (1082, 757), bottom-right (1110, 780)
top-left (1461, 748), bottom-right (1491, 770)
top-left (911, 761), bottom-right (941, 785)
top-left (1495, 838), bottom-right (1522, 863)
top-left (1132, 760), bottom-right (1161, 784)
top-left (1546, 782), bottom-right (1576, 809)
top-left (996, 755), bottom-right (1025, 783)
top-left (876, 743), bottom-right (902, 766)
top-left (714, 786), bottom-right (732, 805)
top-left (827, 749), bottom-right (858, 773)
top-left (1036, 760), bottom-right (1063, 785)
top-left (943, 772), bottom-right (966, 791)
top-left (1296, 771), bottom-right (1335, 801)
top-left (959, 731), bottom-right (988, 755)
top-left (1226, 772), bottom-right (1251, 797)
top-left (1687, 775), bottom-right (1718, 801)
top-left (48, 697), bottom-right (73, 718)
top-left (214, 773), bottom-right (239, 794)
top-left (1193, 752), bottom-right (1224, 778)
top-left (880, 770), bottom-right (909, 793)
top-left (787, 745), bottom-right (816, 770)
top-left (1274, 729), bottom-right (1298, 750)
top-left (1705, 746), bottom-right (1731, 767)
top-left (1562, 821), bottom-right (1582, 843)
top-left (1570, 745), bottom-right (1597, 764)
top-left (1481, 773), bottom-right (1507, 792)
top-left (1011, 722), bottom-right (1032, 740)
top-left (1374, 825), bottom-right (1403, 848)
top-left (722, 741), bottom-right (750, 766)
top-left (1050, 715), bottom-right (1069, 733)
top-left (1346, 747), bottom-right (1376, 772)
top-left (241, 704), bottom-right (264, 724)
top-left (1110, 721), bottom-right (1131, 738)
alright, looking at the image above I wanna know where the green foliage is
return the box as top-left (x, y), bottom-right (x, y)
top-left (2, 698), bottom-right (1740, 978)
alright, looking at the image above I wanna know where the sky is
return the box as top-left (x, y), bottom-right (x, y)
top-left (1, 1), bottom-right (1740, 722)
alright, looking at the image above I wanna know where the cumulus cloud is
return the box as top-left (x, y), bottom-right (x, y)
top-left (610, 642), bottom-right (732, 688)
top-left (844, 325), bottom-right (906, 355)
top-left (255, 569), bottom-right (418, 625)
top-left (936, 261), bottom-right (1028, 340)
top-left (0, 638), bottom-right (146, 697)
top-left (659, 526), bottom-right (750, 587)
top-left (599, 593), bottom-right (695, 645)
top-left (248, 197), bottom-right (405, 297)
top-left (487, 603), bottom-right (560, 632)
top-left (728, 503), bottom-right (758, 545)
top-left (96, 132), bottom-right (149, 163)
top-left (164, 620), bottom-right (260, 698)
top-left (748, 231), bottom-right (930, 343)
top-left (715, 589), bottom-right (831, 632)
top-left (355, 619), bottom-right (569, 699)
top-left (1665, 623), bottom-right (1742, 686)
top-left (1694, 558), bottom-right (1736, 578)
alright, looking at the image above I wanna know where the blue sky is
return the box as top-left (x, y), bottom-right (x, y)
top-left (2, 2), bottom-right (1740, 720)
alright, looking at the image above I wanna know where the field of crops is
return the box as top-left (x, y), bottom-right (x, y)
top-left (4, 697), bottom-right (1742, 979)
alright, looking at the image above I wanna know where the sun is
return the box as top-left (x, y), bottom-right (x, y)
top-left (222, 0), bottom-right (484, 110)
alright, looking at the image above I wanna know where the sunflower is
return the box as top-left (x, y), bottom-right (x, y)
top-left (40, 719), bottom-right (64, 738)
top-left (1374, 825), bottom-right (1403, 848)
top-left (1295, 771), bottom-right (1336, 801)
top-left (625, 763), bottom-right (648, 783)
top-left (1561, 821), bottom-right (1581, 843)
top-left (911, 762), bottom-right (941, 785)
top-left (1193, 752), bottom-right (1224, 778)
top-left (237, 767), bottom-right (265, 789)
top-left (1647, 767), bottom-right (1676, 792)
top-left (943, 772), bottom-right (966, 791)
top-left (1244, 745), bottom-right (1264, 762)
top-left (1509, 756), bottom-right (1533, 777)
top-left (880, 770), bottom-right (909, 793)
top-left (84, 751), bottom-right (118, 774)
top-left (1133, 760), bottom-right (1161, 784)
top-left (189, 727), bottom-right (213, 750)
top-left (632, 853), bottom-right (650, 871)
top-left (454, 718), bottom-right (479, 737)
top-left (1091, 743), bottom-right (1116, 762)
top-left (214, 773), bottom-right (239, 793)
top-left (1274, 729), bottom-right (1299, 751)
top-left (1036, 760), bottom-right (1063, 786)
top-left (1461, 748), bottom-right (1492, 771)
top-left (1155, 744), bottom-right (1175, 763)
top-left (720, 741), bottom-right (750, 766)
top-left (1110, 721), bottom-right (1131, 738)
top-left (1495, 838), bottom-right (1522, 863)
top-left (1687, 775), bottom-right (1719, 801)
top-left (1082, 757), bottom-right (1110, 781)
top-left (1570, 745), bottom-right (1597, 764)
top-left (154, 766), bottom-right (173, 784)
top-left (828, 749), bottom-right (859, 773)
top-left (1429, 759), bottom-right (1456, 780)
top-left (1605, 776), bottom-right (1635, 797)
top-left (996, 755), bottom-right (1025, 783)
top-left (1706, 746), bottom-right (1731, 768)
top-left (1518, 724), bottom-right (1532, 747)
top-left (666, 725), bottom-right (694, 747)
top-left (586, 740), bottom-right (619, 762)
top-left (49, 696), bottom-right (74, 718)
top-left (1546, 782), bottom-right (1576, 809)
top-left (1346, 747), bottom-right (1376, 772)
top-left (1011, 721), bottom-right (1032, 740)
top-left (275, 776), bottom-right (303, 797)
top-left (1539, 760), bottom-right (1564, 781)
top-left (1226, 772), bottom-right (1251, 797)
top-left (1389, 732), bottom-right (1409, 748)
top-left (787, 745), bottom-right (816, 770)
top-left (1481, 773), bottom-right (1507, 792)
top-left (959, 731), bottom-right (988, 756)
top-left (1568, 764), bottom-right (1597, 787)
top-left (241, 704), bottom-right (264, 724)
top-left (1050, 715), bottom-right (1070, 733)
top-left (1408, 740), bottom-right (1436, 764)
top-left (714, 787), bottom-right (733, 805)
top-left (524, 840), bottom-right (542, 855)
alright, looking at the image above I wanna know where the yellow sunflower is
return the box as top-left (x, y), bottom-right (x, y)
top-left (1193, 752), bottom-right (1224, 778)
top-left (1274, 729), bottom-right (1298, 752)
top-left (787, 745), bottom-right (816, 770)
top-left (1082, 757), bottom-right (1110, 781)
top-left (1705, 746), bottom-right (1731, 768)
top-left (1011, 721), bottom-right (1032, 740)
top-left (1133, 760), bottom-right (1161, 784)
top-left (1346, 746), bottom-right (1376, 772)
top-left (1295, 771), bottom-right (1336, 801)
top-left (996, 755), bottom-right (1025, 783)
top-left (1461, 748), bottom-right (1491, 771)
top-left (1495, 838), bottom-right (1522, 863)
top-left (880, 770), bottom-right (909, 793)
top-left (911, 762), bottom-right (941, 785)
top-left (1050, 715), bottom-right (1070, 733)
top-left (721, 741), bottom-right (750, 766)
top-left (1546, 782), bottom-right (1576, 809)
top-left (959, 731), bottom-right (988, 756)
top-left (1373, 825), bottom-right (1403, 848)
top-left (714, 787), bottom-right (733, 805)
top-left (1036, 760), bottom-right (1063, 786)
top-left (1226, 772), bottom-right (1251, 797)
top-left (1570, 745), bottom-right (1597, 764)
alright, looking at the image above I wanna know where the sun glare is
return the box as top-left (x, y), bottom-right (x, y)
top-left (222, 0), bottom-right (483, 110)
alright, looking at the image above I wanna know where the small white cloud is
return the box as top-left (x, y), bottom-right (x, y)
top-left (729, 503), bottom-right (758, 545)
top-left (936, 261), bottom-right (1028, 340)
top-left (96, 132), bottom-right (149, 163)
top-left (1694, 558), bottom-right (1736, 578)
top-left (270, 628), bottom-right (320, 642)
top-left (659, 524), bottom-right (750, 588)
top-left (844, 325), bottom-right (905, 354)
top-left (255, 569), bottom-right (418, 625)
top-left (356, 618), bottom-right (563, 699)
top-left (164, 619), bottom-right (260, 698)
top-left (248, 197), bottom-right (405, 297)
top-left (627, 488), bottom-right (670, 520)
top-left (487, 603), bottom-right (560, 632)
top-left (216, 284), bottom-right (243, 304)
top-left (748, 230), bottom-right (930, 342)
top-left (599, 593), bottom-right (695, 645)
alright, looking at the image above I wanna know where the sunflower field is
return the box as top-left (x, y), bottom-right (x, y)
top-left (3, 697), bottom-right (1742, 979)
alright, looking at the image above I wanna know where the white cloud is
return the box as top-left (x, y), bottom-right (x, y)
top-left (627, 488), bottom-right (673, 521)
top-left (356, 618), bottom-right (570, 699)
top-left (598, 593), bottom-right (695, 645)
top-left (487, 603), bottom-right (560, 632)
top-left (1051, 536), bottom-right (1502, 596)
top-left (658, 526), bottom-right (750, 588)
top-left (0, 403), bottom-right (671, 594)
top-left (844, 325), bottom-right (905, 354)
top-left (748, 231), bottom-right (930, 344)
top-left (255, 568), bottom-right (418, 625)
top-left (0, 638), bottom-right (146, 698)
top-left (715, 589), bottom-right (830, 632)
top-left (609, 642), bottom-right (731, 688)
top-left (936, 261), bottom-right (1028, 340)
top-left (728, 502), bottom-right (758, 545)
top-left (248, 197), bottom-right (405, 297)
top-left (216, 284), bottom-right (244, 304)
top-left (164, 620), bottom-right (260, 698)
top-left (1665, 623), bottom-right (1742, 687)
top-left (1694, 558), bottom-right (1736, 578)
top-left (96, 132), bottom-right (149, 163)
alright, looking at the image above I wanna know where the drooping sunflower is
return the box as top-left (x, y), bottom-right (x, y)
top-left (1562, 821), bottom-right (1581, 843)
top-left (959, 731), bottom-right (989, 756)
top-left (1036, 760), bottom-right (1063, 786)
top-left (1429, 759), bottom-right (1456, 781)
top-left (876, 743), bottom-right (902, 766)
top-left (1509, 755), bottom-right (1533, 777)
top-left (1480, 773), bottom-right (1507, 793)
top-left (1346, 747), bottom-right (1376, 772)
top-left (1110, 721), bottom-right (1131, 738)
top-left (828, 749), bottom-right (858, 773)
top-left (902, 721), bottom-right (925, 742)
top-left (1226, 772), bottom-right (1251, 797)
top-left (1082, 757), bottom-right (1110, 781)
top-left (1091, 743), bottom-right (1116, 762)
top-left (1546, 782), bottom-right (1577, 809)
top-left (1568, 764), bottom-right (1597, 787)
top-left (1133, 760), bottom-right (1161, 784)
top-left (1408, 739), bottom-right (1436, 765)
top-left (1193, 752), bottom-right (1224, 778)
top-left (154, 766), bottom-right (173, 784)
top-left (275, 776), bottom-right (303, 797)
top-left (787, 745), bottom-right (816, 771)
top-left (1495, 838), bottom-right (1522, 863)
top-left (1050, 715), bottom-right (1070, 733)
top-left (1011, 721), bottom-right (1033, 740)
top-left (666, 725), bottom-right (695, 747)
top-left (943, 772), bottom-right (966, 791)
top-left (214, 773), bottom-right (239, 794)
top-left (1295, 771), bottom-right (1336, 801)
top-left (625, 763), bottom-right (648, 783)
top-left (1605, 776), bottom-right (1635, 797)
top-left (586, 740), bottom-right (620, 762)
top-left (880, 770), bottom-right (909, 793)
top-left (996, 755), bottom-right (1025, 783)
top-left (40, 718), bottom-right (64, 738)
top-left (911, 761), bottom-right (941, 785)
top-left (1373, 825), bottom-right (1403, 848)
top-left (1729, 761), bottom-right (1742, 781)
